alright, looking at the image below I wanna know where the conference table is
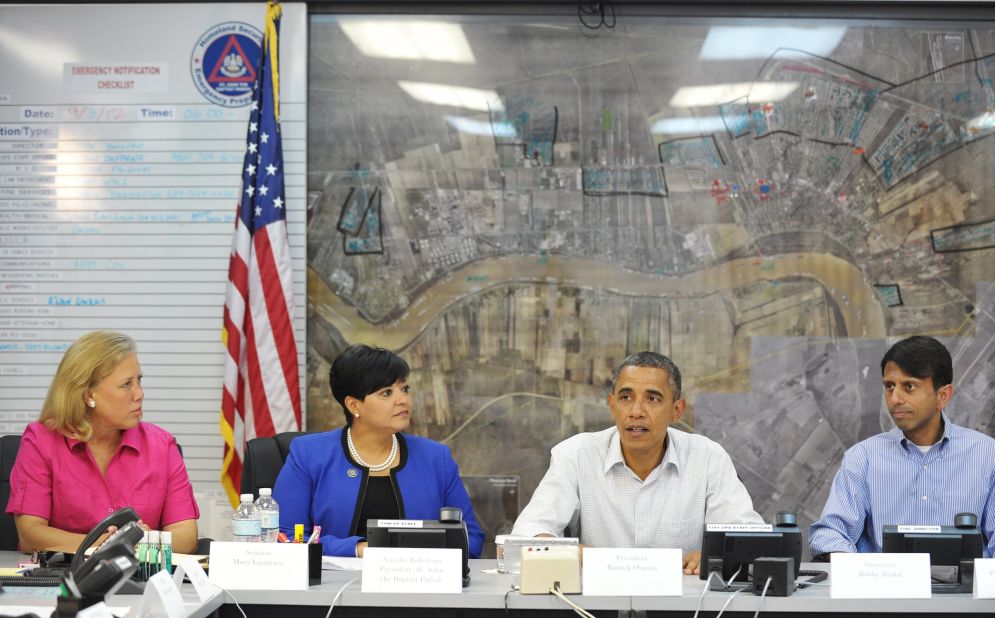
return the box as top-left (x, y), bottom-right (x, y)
top-left (0, 551), bottom-right (222, 618)
top-left (0, 588), bottom-right (221, 618)
top-left (218, 560), bottom-right (994, 618)
top-left (2, 554), bottom-right (992, 617)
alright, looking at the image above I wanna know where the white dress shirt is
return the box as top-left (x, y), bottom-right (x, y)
top-left (512, 426), bottom-right (763, 552)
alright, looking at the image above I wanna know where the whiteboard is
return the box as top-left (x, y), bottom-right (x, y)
top-left (0, 3), bottom-right (308, 498)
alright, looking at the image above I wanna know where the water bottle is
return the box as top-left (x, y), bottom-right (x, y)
top-left (147, 530), bottom-right (161, 575)
top-left (160, 530), bottom-right (174, 574)
top-left (232, 493), bottom-right (262, 542)
top-left (138, 531), bottom-right (150, 579)
top-left (254, 488), bottom-right (280, 543)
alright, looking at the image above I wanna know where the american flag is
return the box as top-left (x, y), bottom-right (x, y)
top-left (220, 0), bottom-right (301, 506)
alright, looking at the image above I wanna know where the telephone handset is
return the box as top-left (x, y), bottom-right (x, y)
top-left (68, 506), bottom-right (142, 574)
top-left (75, 552), bottom-right (140, 597)
top-left (71, 520), bottom-right (144, 584)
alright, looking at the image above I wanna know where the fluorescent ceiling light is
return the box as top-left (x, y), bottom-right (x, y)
top-left (700, 26), bottom-right (846, 60)
top-left (0, 25), bottom-right (75, 74)
top-left (670, 82), bottom-right (799, 108)
top-left (650, 116), bottom-right (728, 136)
top-left (340, 21), bottom-right (475, 64)
top-left (398, 81), bottom-right (502, 112)
top-left (446, 116), bottom-right (518, 139)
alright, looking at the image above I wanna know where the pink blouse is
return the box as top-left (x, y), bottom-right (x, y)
top-left (7, 421), bottom-right (200, 533)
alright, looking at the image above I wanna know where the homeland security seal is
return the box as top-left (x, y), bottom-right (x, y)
top-left (190, 22), bottom-right (263, 107)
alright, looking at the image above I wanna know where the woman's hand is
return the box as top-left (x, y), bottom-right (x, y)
top-left (93, 524), bottom-right (118, 548)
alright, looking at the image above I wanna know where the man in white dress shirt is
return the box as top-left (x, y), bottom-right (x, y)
top-left (511, 351), bottom-right (763, 574)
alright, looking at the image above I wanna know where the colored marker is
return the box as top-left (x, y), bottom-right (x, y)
top-left (294, 523), bottom-right (304, 543)
top-left (277, 531), bottom-right (290, 543)
top-left (306, 525), bottom-right (322, 544)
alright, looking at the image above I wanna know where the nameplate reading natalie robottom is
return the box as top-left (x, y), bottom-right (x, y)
top-left (362, 547), bottom-right (462, 594)
top-left (208, 542), bottom-right (310, 591)
top-left (582, 548), bottom-right (682, 596)
top-left (830, 553), bottom-right (931, 598)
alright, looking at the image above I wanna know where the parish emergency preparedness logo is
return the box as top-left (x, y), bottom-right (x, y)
top-left (190, 22), bottom-right (263, 107)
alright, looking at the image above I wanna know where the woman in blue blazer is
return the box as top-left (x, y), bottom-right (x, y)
top-left (274, 344), bottom-right (484, 557)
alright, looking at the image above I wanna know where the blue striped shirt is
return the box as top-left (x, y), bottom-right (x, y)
top-left (809, 415), bottom-right (995, 557)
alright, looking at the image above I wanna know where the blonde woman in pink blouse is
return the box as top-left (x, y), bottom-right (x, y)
top-left (7, 331), bottom-right (199, 553)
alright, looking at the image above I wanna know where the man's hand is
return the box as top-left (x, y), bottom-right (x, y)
top-left (683, 550), bottom-right (701, 575)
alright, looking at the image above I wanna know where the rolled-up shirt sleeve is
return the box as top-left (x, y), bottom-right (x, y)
top-left (511, 444), bottom-right (580, 538)
top-left (704, 443), bottom-right (764, 524)
top-left (6, 424), bottom-right (53, 520)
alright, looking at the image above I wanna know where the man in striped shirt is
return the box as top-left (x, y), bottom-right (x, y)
top-left (810, 336), bottom-right (995, 559)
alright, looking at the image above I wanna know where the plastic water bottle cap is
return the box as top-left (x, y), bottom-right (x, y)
top-left (240, 493), bottom-right (254, 503)
top-left (160, 531), bottom-right (172, 543)
top-left (259, 488), bottom-right (272, 496)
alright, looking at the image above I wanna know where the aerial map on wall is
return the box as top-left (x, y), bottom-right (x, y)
top-left (305, 15), bottom-right (995, 553)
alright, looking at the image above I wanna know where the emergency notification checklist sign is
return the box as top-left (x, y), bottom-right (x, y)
top-left (0, 5), bottom-right (307, 498)
top-left (64, 64), bottom-right (169, 93)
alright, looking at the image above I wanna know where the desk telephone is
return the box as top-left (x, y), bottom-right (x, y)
top-left (24, 506), bottom-right (145, 595)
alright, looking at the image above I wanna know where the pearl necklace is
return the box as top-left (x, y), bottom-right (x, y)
top-left (346, 428), bottom-right (398, 472)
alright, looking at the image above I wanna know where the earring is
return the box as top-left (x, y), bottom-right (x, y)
top-left (87, 400), bottom-right (96, 408)
top-left (353, 412), bottom-right (360, 418)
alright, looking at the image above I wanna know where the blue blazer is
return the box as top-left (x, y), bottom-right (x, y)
top-left (273, 429), bottom-right (484, 557)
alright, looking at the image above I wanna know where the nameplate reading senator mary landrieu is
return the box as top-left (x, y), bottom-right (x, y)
top-left (362, 547), bottom-right (462, 594)
top-left (208, 542), bottom-right (310, 591)
top-left (830, 553), bottom-right (931, 598)
top-left (582, 548), bottom-right (683, 596)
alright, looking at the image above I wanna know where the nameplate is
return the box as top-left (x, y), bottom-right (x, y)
top-left (139, 570), bottom-right (186, 618)
top-left (375, 519), bottom-right (423, 528)
top-left (582, 548), bottom-right (682, 596)
top-left (705, 524), bottom-right (773, 532)
top-left (896, 525), bottom-right (941, 533)
top-left (974, 558), bottom-right (995, 598)
top-left (361, 547), bottom-right (462, 594)
top-left (830, 553), bottom-right (930, 598)
top-left (209, 541), bottom-right (310, 590)
top-left (174, 556), bottom-right (219, 603)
